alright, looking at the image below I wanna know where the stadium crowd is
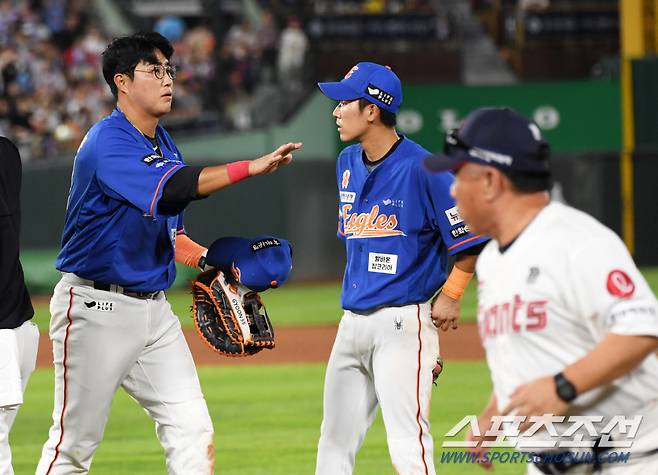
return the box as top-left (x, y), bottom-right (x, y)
top-left (0, 1), bottom-right (310, 163)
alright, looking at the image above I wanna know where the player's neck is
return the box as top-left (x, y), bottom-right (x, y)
top-left (116, 100), bottom-right (158, 138)
top-left (492, 192), bottom-right (550, 247)
top-left (360, 126), bottom-right (399, 162)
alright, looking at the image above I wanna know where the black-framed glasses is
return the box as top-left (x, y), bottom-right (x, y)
top-left (134, 64), bottom-right (177, 80)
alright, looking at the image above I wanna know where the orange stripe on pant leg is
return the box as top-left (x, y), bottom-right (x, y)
top-left (415, 304), bottom-right (430, 475)
top-left (46, 287), bottom-right (74, 475)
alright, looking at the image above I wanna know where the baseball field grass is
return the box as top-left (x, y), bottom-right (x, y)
top-left (11, 362), bottom-right (524, 475)
top-left (18, 268), bottom-right (658, 473)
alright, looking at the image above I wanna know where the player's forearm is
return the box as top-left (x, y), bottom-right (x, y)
top-left (563, 333), bottom-right (658, 396)
top-left (480, 392), bottom-right (499, 420)
top-left (196, 142), bottom-right (301, 196)
top-left (197, 162), bottom-right (249, 196)
top-left (175, 234), bottom-right (207, 268)
top-left (441, 254), bottom-right (477, 300)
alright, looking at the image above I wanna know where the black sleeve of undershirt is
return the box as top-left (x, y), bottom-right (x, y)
top-left (456, 241), bottom-right (487, 256)
top-left (158, 166), bottom-right (206, 215)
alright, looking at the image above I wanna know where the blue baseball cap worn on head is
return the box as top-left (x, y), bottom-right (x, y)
top-left (317, 62), bottom-right (403, 113)
top-left (205, 236), bottom-right (293, 292)
top-left (424, 107), bottom-right (551, 174)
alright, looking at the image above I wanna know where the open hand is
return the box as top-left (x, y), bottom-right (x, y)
top-left (249, 142), bottom-right (302, 176)
top-left (501, 376), bottom-right (569, 431)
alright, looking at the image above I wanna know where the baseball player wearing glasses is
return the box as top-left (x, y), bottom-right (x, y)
top-left (0, 137), bottom-right (39, 475)
top-left (315, 62), bottom-right (488, 475)
top-left (425, 107), bottom-right (658, 474)
top-left (35, 32), bottom-right (301, 475)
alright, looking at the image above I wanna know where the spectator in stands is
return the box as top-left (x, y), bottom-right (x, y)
top-left (256, 10), bottom-right (279, 82)
top-left (277, 16), bottom-right (308, 92)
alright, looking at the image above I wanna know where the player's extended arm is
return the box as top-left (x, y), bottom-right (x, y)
top-left (431, 253), bottom-right (477, 331)
top-left (503, 334), bottom-right (658, 422)
top-left (197, 142), bottom-right (302, 196)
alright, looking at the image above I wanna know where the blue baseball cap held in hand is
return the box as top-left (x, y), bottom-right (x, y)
top-left (318, 62), bottom-right (403, 113)
top-left (205, 236), bottom-right (293, 292)
top-left (424, 107), bottom-right (551, 174)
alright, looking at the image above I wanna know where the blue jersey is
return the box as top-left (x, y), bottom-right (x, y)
top-left (56, 108), bottom-right (187, 292)
top-left (336, 136), bottom-right (488, 312)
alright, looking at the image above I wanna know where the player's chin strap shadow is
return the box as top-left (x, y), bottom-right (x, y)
top-left (432, 356), bottom-right (444, 386)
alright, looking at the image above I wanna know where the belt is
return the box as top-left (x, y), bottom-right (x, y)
top-left (65, 273), bottom-right (162, 300)
top-left (92, 282), bottom-right (161, 300)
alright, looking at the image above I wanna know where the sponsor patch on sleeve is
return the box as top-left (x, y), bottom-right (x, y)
top-left (450, 224), bottom-right (470, 239)
top-left (444, 206), bottom-right (463, 226)
top-left (606, 269), bottom-right (635, 298)
top-left (368, 252), bottom-right (398, 275)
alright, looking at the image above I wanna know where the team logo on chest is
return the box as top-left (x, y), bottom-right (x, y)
top-left (341, 204), bottom-right (405, 239)
top-left (342, 170), bottom-right (351, 189)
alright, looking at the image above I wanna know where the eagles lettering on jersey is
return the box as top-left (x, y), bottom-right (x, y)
top-left (341, 204), bottom-right (405, 239)
top-left (335, 136), bottom-right (488, 312)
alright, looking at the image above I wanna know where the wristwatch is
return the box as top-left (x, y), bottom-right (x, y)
top-left (198, 255), bottom-right (207, 270)
top-left (554, 372), bottom-right (577, 403)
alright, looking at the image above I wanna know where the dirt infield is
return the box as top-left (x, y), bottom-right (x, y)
top-left (35, 323), bottom-right (484, 368)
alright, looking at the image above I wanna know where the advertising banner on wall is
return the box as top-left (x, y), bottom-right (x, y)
top-left (383, 80), bottom-right (620, 154)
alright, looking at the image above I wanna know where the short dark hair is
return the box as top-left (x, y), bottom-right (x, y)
top-left (358, 98), bottom-right (397, 127)
top-left (504, 170), bottom-right (553, 193)
top-left (102, 32), bottom-right (174, 98)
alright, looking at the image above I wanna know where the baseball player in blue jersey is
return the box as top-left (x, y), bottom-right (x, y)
top-left (315, 62), bottom-right (489, 475)
top-left (35, 32), bottom-right (301, 475)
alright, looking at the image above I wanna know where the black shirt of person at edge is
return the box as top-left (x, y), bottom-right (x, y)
top-left (0, 137), bottom-right (34, 329)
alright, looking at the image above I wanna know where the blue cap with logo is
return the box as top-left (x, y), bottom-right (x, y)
top-left (205, 236), bottom-right (293, 292)
top-left (424, 107), bottom-right (551, 175)
top-left (317, 62), bottom-right (403, 113)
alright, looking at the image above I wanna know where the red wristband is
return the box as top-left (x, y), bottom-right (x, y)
top-left (226, 161), bottom-right (250, 184)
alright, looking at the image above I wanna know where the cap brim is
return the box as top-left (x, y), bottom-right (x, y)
top-left (423, 152), bottom-right (464, 173)
top-left (318, 81), bottom-right (361, 101)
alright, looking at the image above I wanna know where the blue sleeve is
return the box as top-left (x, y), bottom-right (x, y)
top-left (95, 127), bottom-right (185, 219)
top-left (420, 165), bottom-right (489, 255)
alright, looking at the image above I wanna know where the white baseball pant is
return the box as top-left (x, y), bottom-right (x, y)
top-left (316, 302), bottom-right (440, 475)
top-left (0, 319), bottom-right (39, 475)
top-left (35, 274), bottom-right (214, 475)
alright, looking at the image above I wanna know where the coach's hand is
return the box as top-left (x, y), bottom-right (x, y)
top-left (501, 376), bottom-right (569, 431)
top-left (465, 417), bottom-right (496, 471)
top-left (250, 142), bottom-right (302, 176)
top-left (431, 292), bottom-right (460, 331)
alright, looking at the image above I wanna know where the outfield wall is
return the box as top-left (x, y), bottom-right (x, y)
top-left (23, 151), bottom-right (652, 293)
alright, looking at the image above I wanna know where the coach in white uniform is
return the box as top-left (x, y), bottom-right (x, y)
top-left (425, 107), bottom-right (658, 474)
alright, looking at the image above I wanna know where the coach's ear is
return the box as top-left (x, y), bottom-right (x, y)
top-left (483, 167), bottom-right (505, 202)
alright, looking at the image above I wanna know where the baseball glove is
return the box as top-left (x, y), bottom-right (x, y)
top-left (191, 269), bottom-right (275, 357)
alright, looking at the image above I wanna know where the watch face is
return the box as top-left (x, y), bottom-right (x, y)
top-left (559, 383), bottom-right (576, 402)
top-left (555, 374), bottom-right (577, 402)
